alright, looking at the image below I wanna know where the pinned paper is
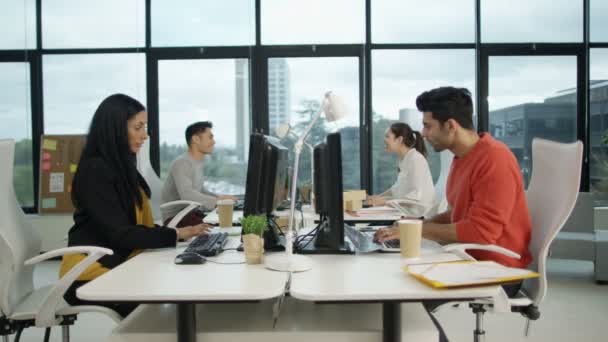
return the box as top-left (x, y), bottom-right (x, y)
top-left (42, 152), bottom-right (52, 161)
top-left (41, 198), bottom-right (57, 209)
top-left (42, 139), bottom-right (57, 151)
top-left (70, 164), bottom-right (77, 173)
top-left (42, 161), bottom-right (51, 171)
top-left (49, 172), bottom-right (64, 193)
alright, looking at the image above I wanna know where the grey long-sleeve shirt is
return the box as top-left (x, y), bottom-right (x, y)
top-left (161, 152), bottom-right (217, 219)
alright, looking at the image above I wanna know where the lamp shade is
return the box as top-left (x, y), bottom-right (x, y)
top-left (322, 91), bottom-right (348, 122)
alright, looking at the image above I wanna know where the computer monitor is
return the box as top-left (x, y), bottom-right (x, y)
top-left (243, 133), bottom-right (288, 249)
top-left (301, 132), bottom-right (354, 254)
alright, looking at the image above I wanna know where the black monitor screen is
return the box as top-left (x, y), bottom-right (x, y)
top-left (244, 133), bottom-right (288, 217)
top-left (303, 132), bottom-right (353, 254)
top-left (243, 133), bottom-right (288, 250)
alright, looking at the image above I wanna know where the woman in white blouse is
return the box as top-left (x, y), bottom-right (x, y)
top-left (368, 122), bottom-right (435, 217)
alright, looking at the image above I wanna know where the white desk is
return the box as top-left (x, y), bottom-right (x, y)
top-left (289, 253), bottom-right (502, 342)
top-left (78, 238), bottom-right (288, 342)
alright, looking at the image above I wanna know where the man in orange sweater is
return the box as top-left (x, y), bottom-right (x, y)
top-left (376, 86), bottom-right (532, 270)
top-left (376, 87), bottom-right (533, 342)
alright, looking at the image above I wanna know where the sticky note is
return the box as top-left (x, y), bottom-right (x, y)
top-left (41, 198), bottom-right (57, 209)
top-left (42, 152), bottom-right (52, 161)
top-left (42, 139), bottom-right (57, 151)
top-left (42, 161), bottom-right (51, 171)
top-left (70, 164), bottom-right (77, 173)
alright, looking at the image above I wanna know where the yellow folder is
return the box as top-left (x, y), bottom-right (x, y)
top-left (405, 260), bottom-right (539, 289)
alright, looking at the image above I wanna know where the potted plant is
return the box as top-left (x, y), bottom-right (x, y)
top-left (240, 215), bottom-right (268, 264)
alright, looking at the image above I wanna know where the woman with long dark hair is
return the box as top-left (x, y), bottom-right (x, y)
top-left (59, 94), bottom-right (208, 317)
top-left (368, 122), bottom-right (435, 217)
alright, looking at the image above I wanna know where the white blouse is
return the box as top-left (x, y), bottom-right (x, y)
top-left (380, 148), bottom-right (435, 217)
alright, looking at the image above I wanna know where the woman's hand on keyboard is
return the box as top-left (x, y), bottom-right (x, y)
top-left (177, 223), bottom-right (211, 241)
top-left (374, 226), bottom-right (399, 243)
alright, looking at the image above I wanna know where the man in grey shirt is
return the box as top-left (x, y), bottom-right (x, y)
top-left (161, 121), bottom-right (236, 225)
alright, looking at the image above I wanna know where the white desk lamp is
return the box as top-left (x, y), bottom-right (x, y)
top-left (275, 123), bottom-right (315, 204)
top-left (265, 91), bottom-right (348, 272)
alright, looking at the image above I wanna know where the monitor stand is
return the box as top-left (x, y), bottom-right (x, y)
top-left (297, 232), bottom-right (355, 254)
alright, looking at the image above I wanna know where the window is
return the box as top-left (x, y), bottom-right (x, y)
top-left (0, 63), bottom-right (34, 207)
top-left (42, 0), bottom-right (145, 48)
top-left (0, 0), bottom-right (36, 50)
top-left (43, 54), bottom-right (146, 134)
top-left (488, 56), bottom-right (577, 186)
top-left (590, 49), bottom-right (608, 194)
top-left (591, 0), bottom-right (608, 42)
top-left (158, 59), bottom-right (250, 196)
top-left (371, 49), bottom-right (475, 193)
top-left (262, 0), bottom-right (364, 45)
top-left (152, 0), bottom-right (254, 47)
top-left (372, 0), bottom-right (474, 43)
top-left (481, 0), bottom-right (582, 42)
top-left (267, 57), bottom-right (361, 190)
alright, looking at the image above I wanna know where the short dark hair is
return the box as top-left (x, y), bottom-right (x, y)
top-left (185, 121), bottom-right (213, 146)
top-left (416, 87), bottom-right (474, 130)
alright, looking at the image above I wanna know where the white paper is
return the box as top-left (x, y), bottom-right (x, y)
top-left (49, 172), bottom-right (64, 193)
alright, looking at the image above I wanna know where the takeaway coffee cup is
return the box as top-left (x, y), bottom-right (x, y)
top-left (217, 199), bottom-right (235, 228)
top-left (398, 219), bottom-right (422, 258)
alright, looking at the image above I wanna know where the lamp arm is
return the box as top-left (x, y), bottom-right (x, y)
top-left (286, 106), bottom-right (324, 258)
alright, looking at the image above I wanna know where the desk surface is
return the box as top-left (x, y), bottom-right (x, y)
top-left (289, 253), bottom-right (501, 302)
top-left (77, 238), bottom-right (288, 302)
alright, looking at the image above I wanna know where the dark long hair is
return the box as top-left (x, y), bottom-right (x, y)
top-left (73, 94), bottom-right (150, 208)
top-left (389, 122), bottom-right (427, 157)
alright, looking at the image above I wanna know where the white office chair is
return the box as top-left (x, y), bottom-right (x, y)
top-left (0, 139), bottom-right (121, 342)
top-left (445, 138), bottom-right (583, 341)
top-left (135, 139), bottom-right (200, 228)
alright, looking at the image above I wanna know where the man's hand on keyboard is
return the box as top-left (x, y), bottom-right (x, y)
top-left (176, 223), bottom-right (211, 241)
top-left (374, 226), bottom-right (399, 243)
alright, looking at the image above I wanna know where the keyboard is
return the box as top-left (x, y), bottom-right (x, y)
top-left (182, 232), bottom-right (229, 257)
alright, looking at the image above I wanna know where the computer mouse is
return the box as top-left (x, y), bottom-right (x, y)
top-left (174, 252), bottom-right (207, 265)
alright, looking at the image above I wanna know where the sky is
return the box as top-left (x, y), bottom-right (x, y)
top-left (1, 0), bottom-right (607, 146)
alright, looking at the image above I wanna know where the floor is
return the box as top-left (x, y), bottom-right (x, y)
top-left (8, 259), bottom-right (608, 342)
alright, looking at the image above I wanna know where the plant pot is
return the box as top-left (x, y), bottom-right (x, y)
top-left (243, 234), bottom-right (265, 265)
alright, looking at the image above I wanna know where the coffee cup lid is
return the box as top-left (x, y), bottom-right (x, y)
top-left (218, 199), bottom-right (235, 205)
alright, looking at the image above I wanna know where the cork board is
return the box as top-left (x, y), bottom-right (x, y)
top-left (38, 134), bottom-right (86, 214)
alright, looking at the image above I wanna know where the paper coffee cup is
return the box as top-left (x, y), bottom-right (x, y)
top-left (217, 199), bottom-right (235, 228)
top-left (398, 219), bottom-right (422, 258)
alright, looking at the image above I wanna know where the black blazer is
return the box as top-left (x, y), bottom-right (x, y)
top-left (67, 157), bottom-right (176, 269)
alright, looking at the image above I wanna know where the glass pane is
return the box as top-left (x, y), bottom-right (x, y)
top-left (0, 63), bottom-right (34, 207)
top-left (152, 0), bottom-right (255, 47)
top-left (590, 49), bottom-right (608, 195)
top-left (591, 0), bottom-right (608, 42)
top-left (262, 0), bottom-right (364, 45)
top-left (0, 0), bottom-right (36, 50)
top-left (158, 59), bottom-right (250, 196)
top-left (372, 0), bottom-right (474, 43)
top-left (44, 54), bottom-right (146, 134)
top-left (43, 0), bottom-right (145, 48)
top-left (481, 0), bottom-right (582, 42)
top-left (371, 50), bottom-right (475, 194)
top-left (489, 56), bottom-right (577, 186)
top-left (267, 57), bottom-right (360, 192)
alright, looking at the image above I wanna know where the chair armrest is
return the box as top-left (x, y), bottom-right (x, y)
top-left (159, 200), bottom-right (200, 209)
top-left (25, 246), bottom-right (113, 327)
top-left (25, 246), bottom-right (113, 265)
top-left (442, 243), bottom-right (521, 259)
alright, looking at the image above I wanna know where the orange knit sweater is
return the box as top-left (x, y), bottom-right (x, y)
top-left (447, 133), bottom-right (532, 268)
